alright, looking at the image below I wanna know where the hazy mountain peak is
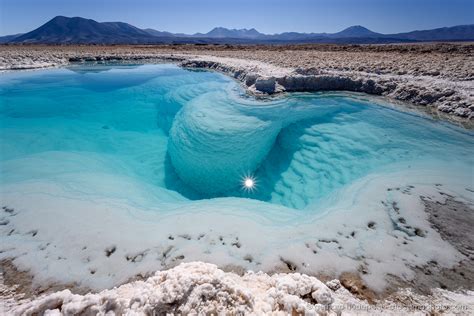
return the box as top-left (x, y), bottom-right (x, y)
top-left (345, 25), bottom-right (369, 31)
top-left (202, 27), bottom-right (264, 38)
top-left (333, 25), bottom-right (381, 38)
top-left (10, 16), bottom-right (156, 44)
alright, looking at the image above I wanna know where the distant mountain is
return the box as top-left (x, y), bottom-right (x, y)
top-left (389, 24), bottom-right (474, 41)
top-left (3, 16), bottom-right (474, 44)
top-left (194, 27), bottom-right (265, 39)
top-left (265, 32), bottom-right (324, 41)
top-left (0, 33), bottom-right (23, 43)
top-left (143, 28), bottom-right (175, 37)
top-left (10, 16), bottom-right (160, 44)
top-left (330, 25), bottom-right (382, 38)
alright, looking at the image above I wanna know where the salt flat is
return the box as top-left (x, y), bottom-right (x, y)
top-left (0, 46), bottom-right (473, 315)
top-left (0, 43), bottom-right (472, 123)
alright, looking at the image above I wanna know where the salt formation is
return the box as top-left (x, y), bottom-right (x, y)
top-left (1, 44), bottom-right (472, 120)
top-left (7, 262), bottom-right (474, 315)
top-left (1, 64), bottom-right (474, 315)
top-left (12, 262), bottom-right (337, 315)
top-left (168, 93), bottom-right (282, 195)
top-left (167, 91), bottom-right (324, 195)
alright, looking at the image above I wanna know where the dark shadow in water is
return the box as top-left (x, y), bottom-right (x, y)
top-left (181, 68), bottom-right (211, 74)
top-left (72, 64), bottom-right (180, 92)
top-left (159, 89), bottom-right (369, 208)
top-left (234, 103), bottom-right (366, 207)
top-left (235, 115), bottom-right (337, 204)
top-left (65, 63), bottom-right (142, 74)
top-left (163, 153), bottom-right (203, 200)
top-left (155, 99), bottom-right (183, 136)
top-left (161, 114), bottom-right (339, 205)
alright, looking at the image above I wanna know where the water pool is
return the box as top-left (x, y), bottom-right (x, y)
top-left (0, 63), bottom-right (473, 290)
top-left (1, 64), bottom-right (472, 209)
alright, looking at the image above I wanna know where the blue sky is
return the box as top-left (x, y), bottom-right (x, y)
top-left (0, 0), bottom-right (473, 36)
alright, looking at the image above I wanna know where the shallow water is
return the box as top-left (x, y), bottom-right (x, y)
top-left (1, 64), bottom-right (472, 210)
top-left (1, 63), bottom-right (473, 290)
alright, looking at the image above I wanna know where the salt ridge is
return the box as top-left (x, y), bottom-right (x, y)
top-left (4, 262), bottom-right (474, 315)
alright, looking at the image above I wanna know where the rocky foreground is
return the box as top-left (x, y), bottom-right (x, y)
top-left (0, 43), bottom-right (473, 123)
top-left (2, 262), bottom-right (473, 315)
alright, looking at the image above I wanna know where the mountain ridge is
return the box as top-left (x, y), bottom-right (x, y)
top-left (3, 16), bottom-right (474, 44)
top-left (194, 27), bottom-right (265, 39)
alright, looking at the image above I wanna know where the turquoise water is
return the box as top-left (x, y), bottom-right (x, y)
top-left (0, 63), bottom-right (472, 210)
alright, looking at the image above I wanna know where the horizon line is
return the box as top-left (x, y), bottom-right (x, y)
top-left (2, 15), bottom-right (473, 37)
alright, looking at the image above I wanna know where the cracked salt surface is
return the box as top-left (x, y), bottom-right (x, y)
top-left (0, 63), bottom-right (473, 297)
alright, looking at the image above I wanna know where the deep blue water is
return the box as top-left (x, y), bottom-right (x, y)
top-left (0, 63), bottom-right (472, 209)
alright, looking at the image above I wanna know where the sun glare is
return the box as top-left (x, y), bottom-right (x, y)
top-left (244, 178), bottom-right (254, 188)
top-left (242, 175), bottom-right (257, 192)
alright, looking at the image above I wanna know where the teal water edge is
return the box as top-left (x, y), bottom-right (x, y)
top-left (1, 63), bottom-right (473, 291)
top-left (1, 64), bottom-right (472, 210)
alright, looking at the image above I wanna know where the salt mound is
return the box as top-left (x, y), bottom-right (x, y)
top-left (13, 262), bottom-right (336, 315)
top-left (168, 92), bottom-right (283, 195)
top-left (8, 262), bottom-right (474, 315)
top-left (167, 91), bottom-right (337, 196)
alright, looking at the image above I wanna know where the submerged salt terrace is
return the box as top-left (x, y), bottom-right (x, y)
top-left (1, 63), bottom-right (471, 210)
top-left (0, 63), bottom-right (473, 291)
